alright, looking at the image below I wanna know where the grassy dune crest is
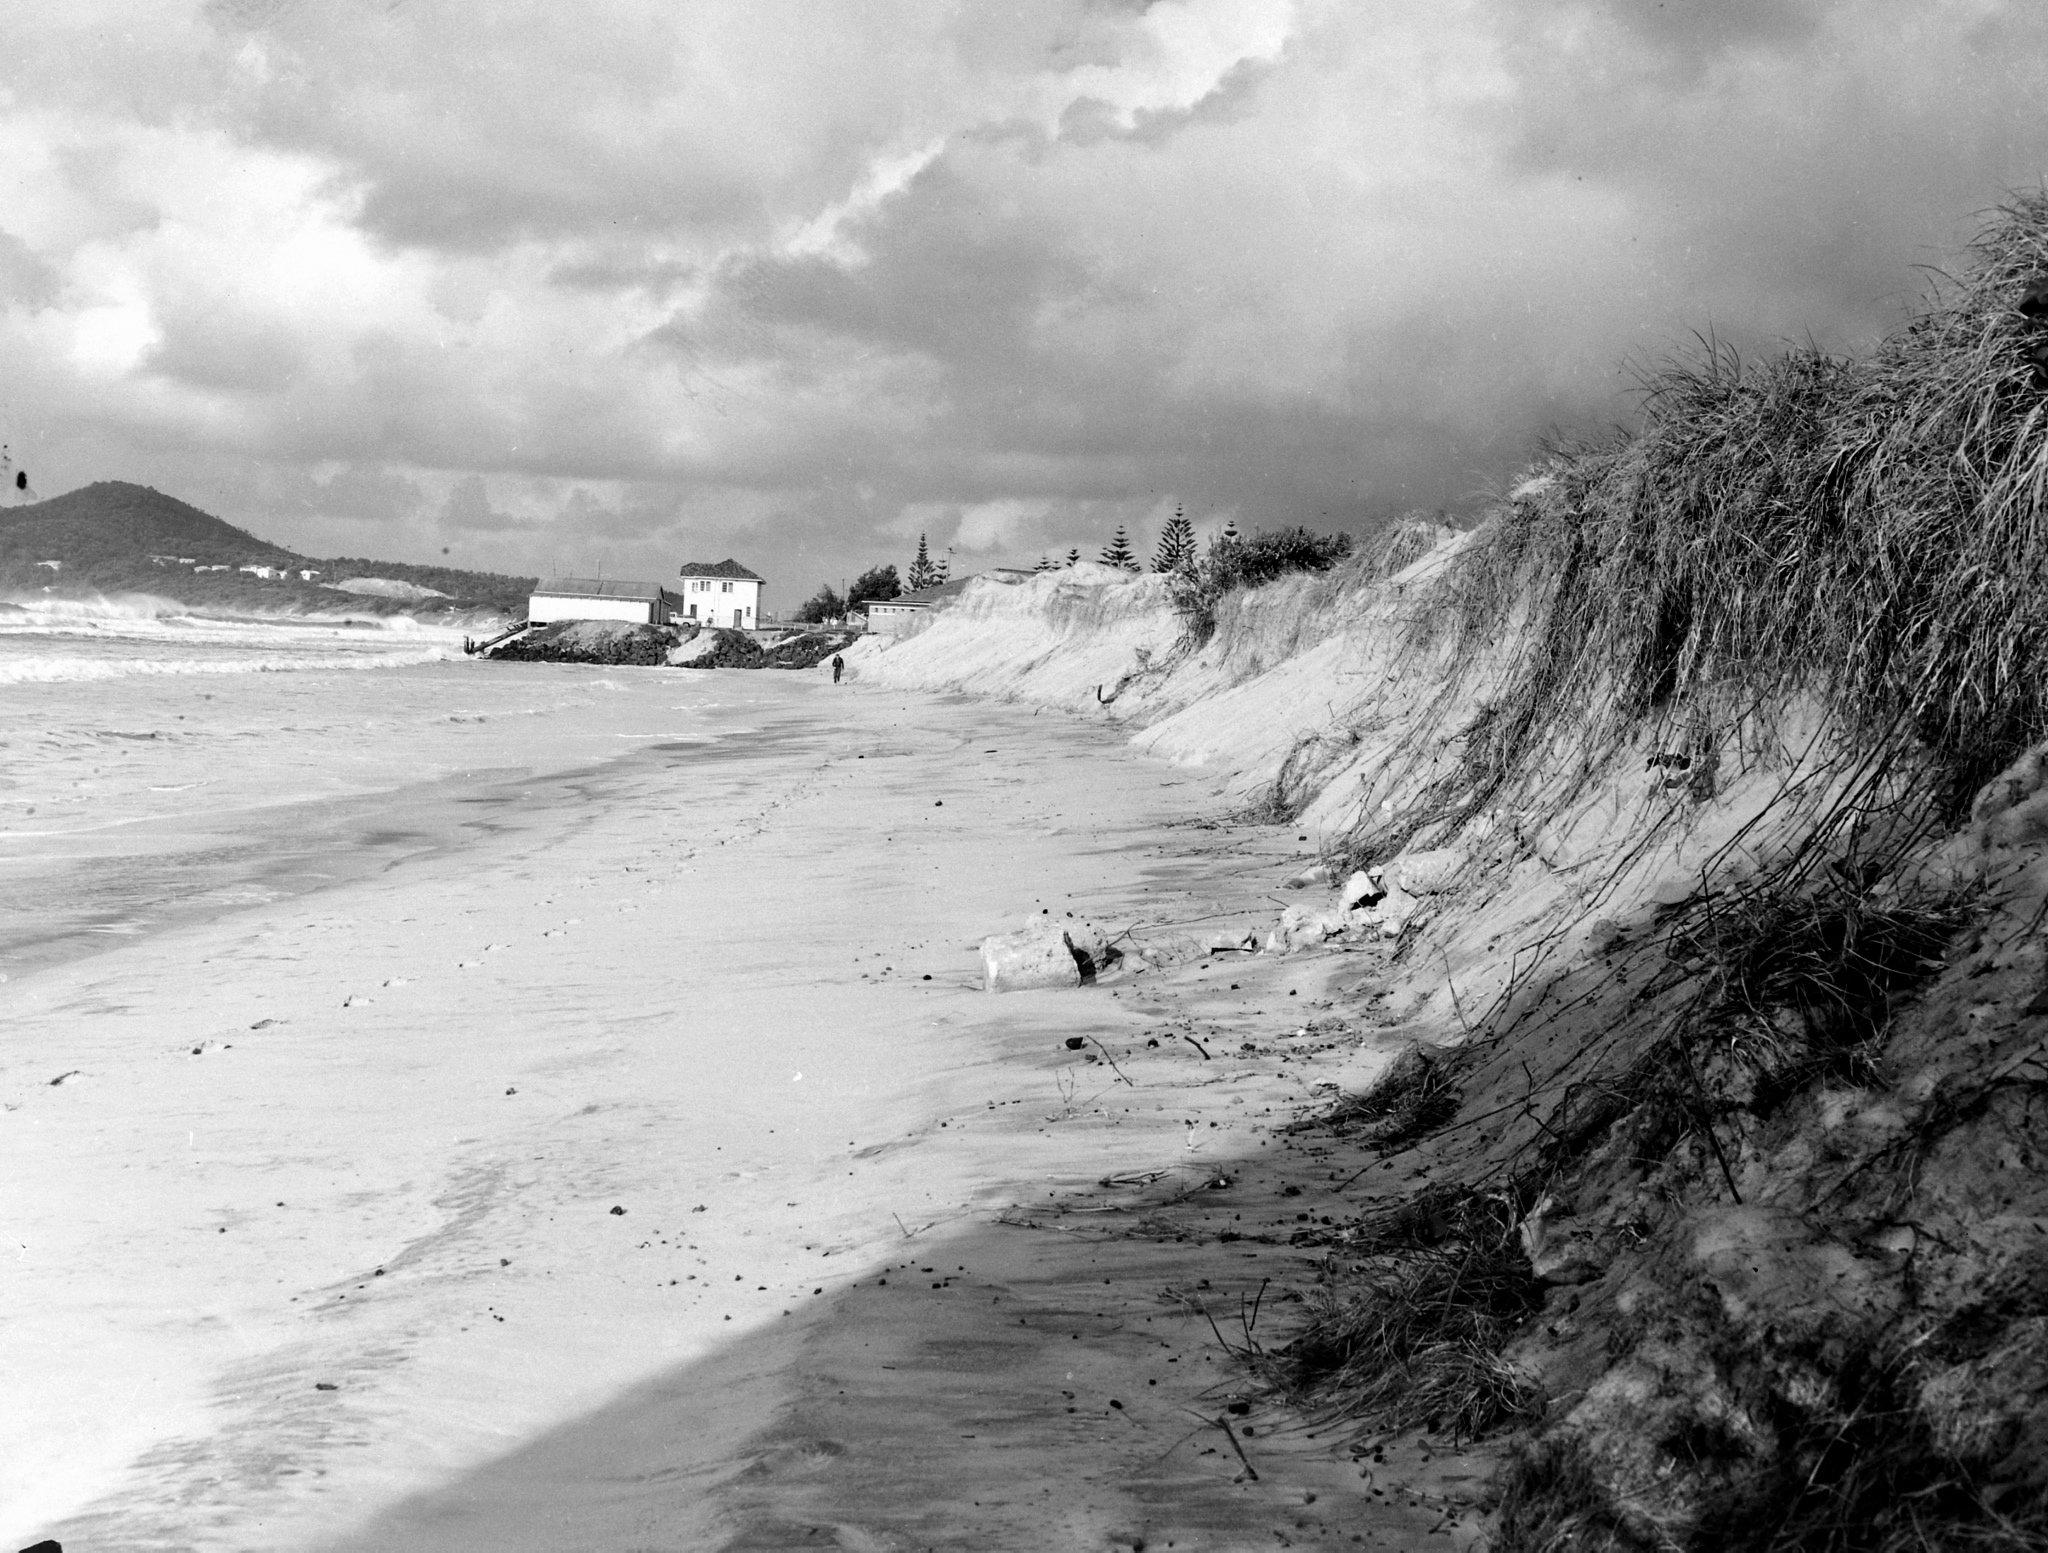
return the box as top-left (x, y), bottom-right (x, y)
top-left (1434, 194), bottom-right (2048, 817)
top-left (1268, 197), bottom-right (2048, 1553)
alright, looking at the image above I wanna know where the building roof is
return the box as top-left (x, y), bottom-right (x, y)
top-left (873, 575), bottom-right (978, 610)
top-left (676, 559), bottom-right (764, 582)
top-left (532, 577), bottom-right (673, 602)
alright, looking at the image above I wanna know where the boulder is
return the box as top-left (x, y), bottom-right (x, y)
top-left (1262, 904), bottom-right (1340, 955)
top-left (1337, 869), bottom-right (1383, 914)
top-left (666, 634), bottom-right (719, 667)
top-left (1390, 846), bottom-right (1465, 895)
top-left (1339, 866), bottom-right (1419, 937)
top-left (980, 924), bottom-right (1082, 992)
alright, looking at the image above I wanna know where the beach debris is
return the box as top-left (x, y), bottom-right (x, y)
top-left (1263, 904), bottom-right (1341, 955)
top-left (1337, 868), bottom-right (1383, 914)
top-left (609, 1205), bottom-right (626, 1215)
top-left (1285, 862), bottom-right (1334, 889)
top-left (980, 923), bottom-right (1083, 991)
top-left (19, 1540), bottom-right (63, 1552)
top-left (314, 1382), bottom-right (338, 1391)
top-left (47, 1070), bottom-right (79, 1086)
top-left (1212, 1413), bottom-right (1260, 1480)
top-left (1387, 845), bottom-right (1466, 895)
top-left (1517, 1193), bottom-right (1607, 1286)
top-left (1064, 1036), bottom-right (1086, 1049)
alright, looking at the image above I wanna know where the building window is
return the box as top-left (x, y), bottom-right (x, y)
top-left (721, 581), bottom-right (732, 592)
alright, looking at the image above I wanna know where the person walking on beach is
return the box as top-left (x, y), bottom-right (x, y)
top-left (832, 654), bottom-right (845, 684)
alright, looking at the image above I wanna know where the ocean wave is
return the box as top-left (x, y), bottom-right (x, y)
top-left (0, 591), bottom-right (483, 636)
top-left (0, 646), bottom-right (460, 685)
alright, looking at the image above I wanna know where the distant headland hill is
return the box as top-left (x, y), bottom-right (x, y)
top-left (0, 481), bottom-right (534, 618)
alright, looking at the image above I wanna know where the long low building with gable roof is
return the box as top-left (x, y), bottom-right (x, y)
top-left (527, 577), bottom-right (681, 626)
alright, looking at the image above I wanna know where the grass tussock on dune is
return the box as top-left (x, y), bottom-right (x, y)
top-left (1414, 194), bottom-right (2048, 837)
top-left (1254, 197), bottom-right (2048, 1553)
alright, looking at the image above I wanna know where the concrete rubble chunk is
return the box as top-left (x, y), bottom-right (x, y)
top-left (1337, 868), bottom-right (1383, 914)
top-left (1339, 866), bottom-right (1418, 937)
top-left (1389, 846), bottom-right (1465, 895)
top-left (1262, 903), bottom-right (1340, 955)
top-left (1062, 919), bottom-right (1120, 977)
top-left (980, 924), bottom-right (1083, 992)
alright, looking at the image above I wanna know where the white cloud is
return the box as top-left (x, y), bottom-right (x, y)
top-left (0, 0), bottom-right (2043, 591)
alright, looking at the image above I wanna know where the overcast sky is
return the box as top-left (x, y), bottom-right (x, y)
top-left (3, 1), bottom-right (2047, 601)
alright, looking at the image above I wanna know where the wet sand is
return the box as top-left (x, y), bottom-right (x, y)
top-left (4, 674), bottom-right (1470, 1550)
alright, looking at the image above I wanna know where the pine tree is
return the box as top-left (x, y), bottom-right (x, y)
top-left (906, 532), bottom-right (939, 591)
top-left (933, 551), bottom-right (950, 584)
top-left (1034, 554), bottom-right (1054, 572)
top-left (1152, 504), bottom-right (1196, 574)
top-left (1065, 547), bottom-right (1081, 567)
top-left (1100, 524), bottom-right (1139, 572)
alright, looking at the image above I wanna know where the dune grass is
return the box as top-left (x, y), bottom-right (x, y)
top-left (1277, 197), bottom-right (2048, 1542)
top-left (1264, 1190), bottom-right (1544, 1444)
top-left (1371, 193), bottom-right (2048, 863)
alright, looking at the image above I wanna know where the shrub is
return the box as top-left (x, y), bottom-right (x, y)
top-left (1211, 525), bottom-right (1354, 592)
top-left (793, 584), bottom-right (845, 624)
top-left (1169, 523), bottom-right (1356, 644)
top-left (848, 565), bottom-right (900, 610)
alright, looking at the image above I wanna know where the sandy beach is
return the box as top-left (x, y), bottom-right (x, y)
top-left (4, 666), bottom-right (1447, 1550)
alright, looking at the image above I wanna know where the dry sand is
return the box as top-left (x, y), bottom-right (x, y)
top-left (5, 676), bottom-right (1470, 1551)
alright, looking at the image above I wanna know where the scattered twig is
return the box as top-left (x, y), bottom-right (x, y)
top-left (1087, 1036), bottom-right (1136, 1086)
top-left (1182, 1034), bottom-right (1213, 1060)
top-left (1213, 1414), bottom-right (1260, 1480)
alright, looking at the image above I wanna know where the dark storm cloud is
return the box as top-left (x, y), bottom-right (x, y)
top-left (9, 1), bottom-right (2048, 593)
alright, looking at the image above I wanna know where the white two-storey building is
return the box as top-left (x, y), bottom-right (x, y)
top-left (675, 559), bottom-right (764, 628)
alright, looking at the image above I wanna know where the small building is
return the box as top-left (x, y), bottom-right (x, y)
top-left (675, 559), bottom-right (764, 628)
top-left (865, 576), bottom-right (978, 637)
top-left (528, 577), bottom-right (680, 626)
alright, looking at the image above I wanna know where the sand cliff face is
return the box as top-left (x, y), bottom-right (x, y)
top-left (841, 537), bottom-right (2048, 1547)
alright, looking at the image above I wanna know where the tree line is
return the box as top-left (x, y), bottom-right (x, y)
top-left (791, 509), bottom-right (1353, 625)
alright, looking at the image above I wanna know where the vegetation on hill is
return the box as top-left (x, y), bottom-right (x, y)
top-left (0, 481), bottom-right (533, 617)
